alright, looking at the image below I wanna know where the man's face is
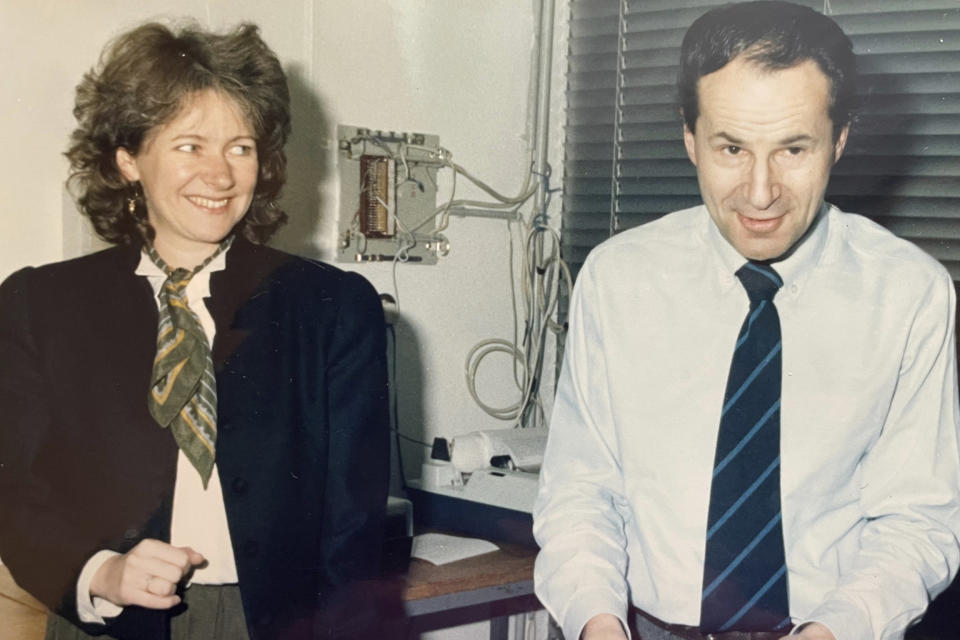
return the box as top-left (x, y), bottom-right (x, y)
top-left (683, 56), bottom-right (849, 261)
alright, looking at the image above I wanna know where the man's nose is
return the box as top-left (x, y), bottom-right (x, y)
top-left (746, 157), bottom-right (779, 210)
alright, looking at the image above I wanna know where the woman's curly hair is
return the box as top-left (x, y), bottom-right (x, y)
top-left (66, 21), bottom-right (291, 245)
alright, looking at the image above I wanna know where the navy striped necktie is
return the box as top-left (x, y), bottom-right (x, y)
top-left (700, 261), bottom-right (791, 633)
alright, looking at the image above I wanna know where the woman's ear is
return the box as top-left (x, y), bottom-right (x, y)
top-left (115, 147), bottom-right (140, 182)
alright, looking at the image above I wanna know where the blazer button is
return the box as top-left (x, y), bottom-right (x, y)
top-left (220, 420), bottom-right (232, 432)
top-left (243, 540), bottom-right (259, 558)
top-left (123, 528), bottom-right (141, 540)
top-left (232, 477), bottom-right (248, 494)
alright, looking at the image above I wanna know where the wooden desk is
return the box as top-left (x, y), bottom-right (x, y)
top-left (399, 541), bottom-right (541, 639)
top-left (0, 543), bottom-right (541, 640)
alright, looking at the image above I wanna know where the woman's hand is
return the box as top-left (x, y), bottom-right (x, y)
top-left (89, 539), bottom-right (205, 609)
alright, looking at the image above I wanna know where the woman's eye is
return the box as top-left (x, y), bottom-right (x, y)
top-left (176, 143), bottom-right (198, 152)
top-left (229, 144), bottom-right (254, 155)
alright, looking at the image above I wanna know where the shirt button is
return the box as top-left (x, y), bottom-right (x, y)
top-left (790, 283), bottom-right (799, 294)
top-left (232, 477), bottom-right (248, 494)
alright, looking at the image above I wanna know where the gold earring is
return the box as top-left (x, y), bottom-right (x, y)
top-left (127, 197), bottom-right (136, 215)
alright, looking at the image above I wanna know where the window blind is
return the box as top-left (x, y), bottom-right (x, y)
top-left (563, 0), bottom-right (960, 278)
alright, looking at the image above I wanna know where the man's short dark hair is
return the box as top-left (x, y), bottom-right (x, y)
top-left (678, 1), bottom-right (857, 138)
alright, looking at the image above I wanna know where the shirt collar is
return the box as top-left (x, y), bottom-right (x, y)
top-left (704, 201), bottom-right (830, 300)
top-left (135, 245), bottom-right (230, 301)
top-left (769, 202), bottom-right (830, 300)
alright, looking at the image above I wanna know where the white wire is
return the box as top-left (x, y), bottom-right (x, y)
top-left (391, 252), bottom-right (402, 313)
top-left (408, 157), bottom-right (535, 233)
top-left (464, 339), bottom-right (526, 420)
top-left (463, 191), bottom-right (571, 425)
top-left (507, 216), bottom-right (524, 389)
top-left (352, 128), bottom-right (568, 427)
top-left (516, 212), bottom-right (571, 425)
top-left (353, 133), bottom-right (537, 235)
top-left (452, 161), bottom-right (537, 205)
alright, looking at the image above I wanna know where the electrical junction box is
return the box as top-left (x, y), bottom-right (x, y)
top-left (336, 125), bottom-right (445, 264)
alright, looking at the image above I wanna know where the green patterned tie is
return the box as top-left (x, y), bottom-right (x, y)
top-left (145, 237), bottom-right (232, 488)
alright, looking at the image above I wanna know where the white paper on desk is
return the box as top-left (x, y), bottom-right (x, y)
top-left (410, 533), bottom-right (499, 565)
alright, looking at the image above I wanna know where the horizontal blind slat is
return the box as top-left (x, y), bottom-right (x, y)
top-left (837, 10), bottom-right (960, 36)
top-left (825, 1), bottom-right (960, 17)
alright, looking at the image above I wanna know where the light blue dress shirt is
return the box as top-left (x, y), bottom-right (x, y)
top-left (533, 204), bottom-right (960, 640)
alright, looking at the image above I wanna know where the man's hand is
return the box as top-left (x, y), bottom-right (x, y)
top-left (89, 539), bottom-right (205, 609)
top-left (581, 613), bottom-right (629, 640)
top-left (780, 621), bottom-right (836, 640)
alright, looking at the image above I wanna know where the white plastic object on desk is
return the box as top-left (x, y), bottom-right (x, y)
top-left (419, 460), bottom-right (463, 491)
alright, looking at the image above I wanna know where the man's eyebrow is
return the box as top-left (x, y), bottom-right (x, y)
top-left (779, 134), bottom-right (815, 145)
top-left (708, 131), bottom-right (745, 146)
top-left (706, 132), bottom-right (817, 146)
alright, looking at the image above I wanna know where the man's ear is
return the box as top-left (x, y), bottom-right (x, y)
top-left (115, 147), bottom-right (140, 182)
top-left (833, 124), bottom-right (850, 164)
top-left (682, 123), bottom-right (698, 167)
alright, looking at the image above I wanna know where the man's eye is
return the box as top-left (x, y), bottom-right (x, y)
top-left (724, 145), bottom-right (741, 155)
top-left (787, 146), bottom-right (805, 156)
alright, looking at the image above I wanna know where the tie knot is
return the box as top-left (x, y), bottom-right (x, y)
top-left (735, 262), bottom-right (783, 303)
top-left (168, 268), bottom-right (192, 284)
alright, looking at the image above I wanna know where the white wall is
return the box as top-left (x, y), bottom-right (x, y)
top-left (303, 0), bottom-right (566, 487)
top-left (1, 1), bottom-right (567, 638)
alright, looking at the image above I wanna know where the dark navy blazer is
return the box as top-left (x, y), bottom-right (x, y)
top-left (0, 238), bottom-right (390, 639)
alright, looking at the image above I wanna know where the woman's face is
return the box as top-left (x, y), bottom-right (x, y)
top-left (116, 89), bottom-right (258, 267)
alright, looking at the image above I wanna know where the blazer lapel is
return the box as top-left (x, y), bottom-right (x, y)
top-left (206, 238), bottom-right (284, 371)
top-left (98, 245), bottom-right (158, 383)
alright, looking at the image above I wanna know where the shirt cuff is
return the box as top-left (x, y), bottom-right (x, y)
top-left (789, 621), bottom-right (835, 638)
top-left (561, 587), bottom-right (630, 640)
top-left (76, 550), bottom-right (124, 624)
top-left (795, 600), bottom-right (870, 640)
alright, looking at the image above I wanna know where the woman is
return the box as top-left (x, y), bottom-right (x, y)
top-left (0, 21), bottom-right (389, 640)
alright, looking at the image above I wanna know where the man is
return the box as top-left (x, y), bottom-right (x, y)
top-left (533, 3), bottom-right (960, 640)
